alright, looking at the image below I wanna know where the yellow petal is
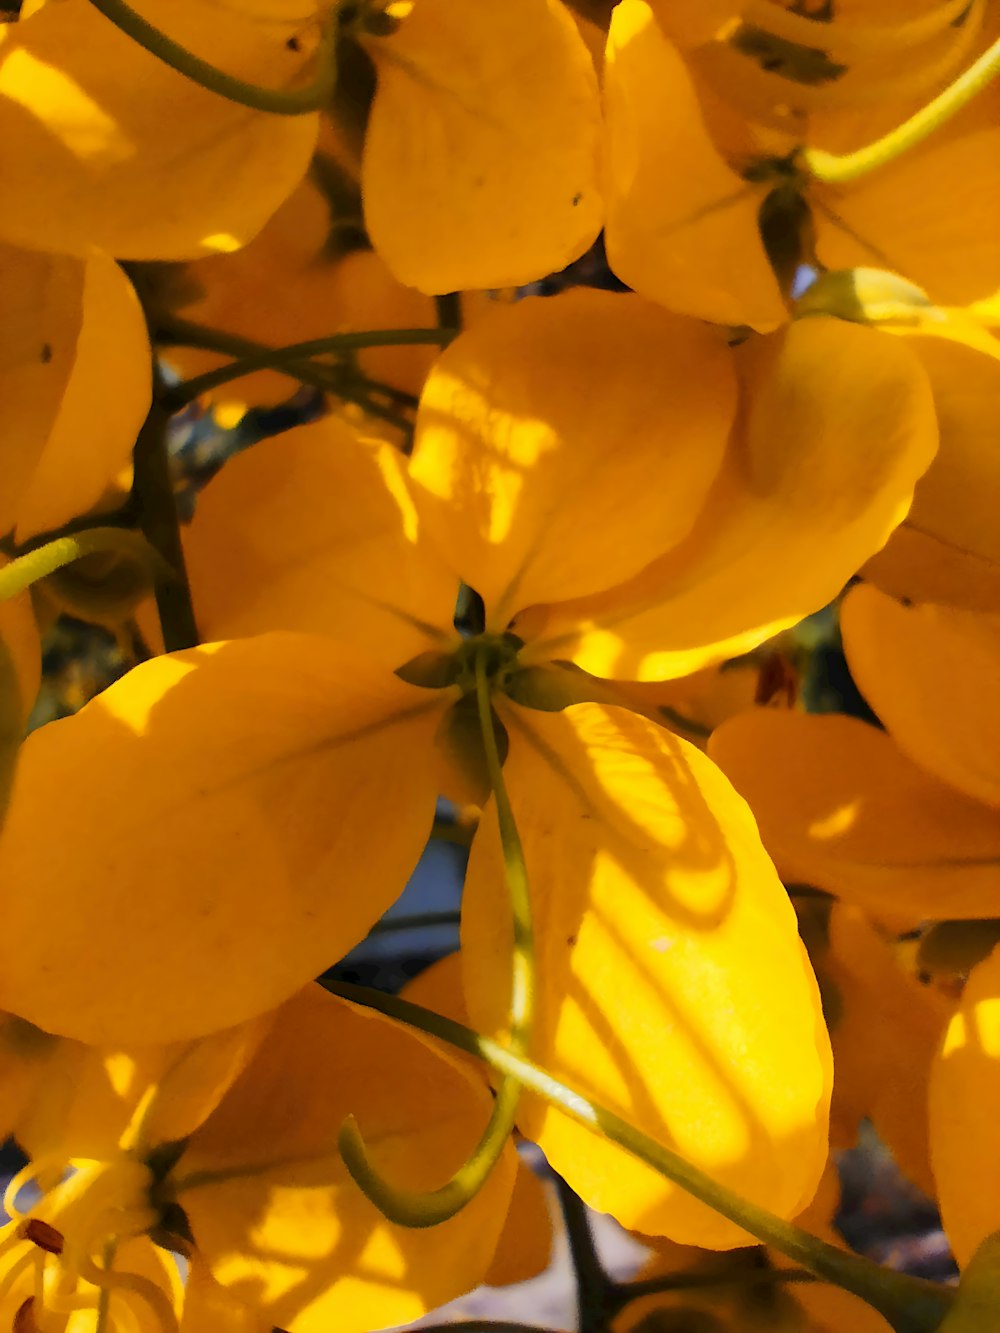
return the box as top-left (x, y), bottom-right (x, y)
top-left (930, 945), bottom-right (1000, 1268)
top-left (603, 0), bottom-right (785, 329)
top-left (362, 0), bottom-right (603, 291)
top-left (0, 1015), bottom-right (57, 1145)
top-left (842, 585), bottom-right (1000, 807)
top-left (463, 702), bottom-right (832, 1246)
top-left (482, 1157), bottom-right (553, 1287)
top-left (821, 904), bottom-right (950, 1195)
top-left (185, 418), bottom-right (459, 667)
top-left (0, 588), bottom-right (41, 825)
top-left (710, 710), bottom-right (1000, 924)
top-left (14, 251), bottom-right (150, 542)
top-left (409, 290), bottom-right (735, 626)
top-left (181, 1258), bottom-right (270, 1333)
top-left (178, 984), bottom-right (517, 1333)
top-left (528, 317), bottom-right (937, 679)
top-left (814, 128), bottom-right (1000, 307)
top-left (0, 0), bottom-right (318, 259)
top-left (862, 319), bottom-right (1000, 613)
top-left (0, 634), bottom-right (444, 1043)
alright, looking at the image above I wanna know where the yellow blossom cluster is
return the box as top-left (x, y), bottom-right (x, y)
top-left (0, 2), bottom-right (997, 1332)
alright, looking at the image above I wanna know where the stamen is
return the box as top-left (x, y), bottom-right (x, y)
top-left (76, 1252), bottom-right (179, 1333)
top-left (21, 1220), bottom-right (63, 1256)
top-left (3, 1157), bottom-right (68, 1222)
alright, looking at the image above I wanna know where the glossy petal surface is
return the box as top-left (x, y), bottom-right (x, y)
top-left (0, 634), bottom-right (443, 1043)
top-left (931, 946), bottom-right (1000, 1268)
top-left (179, 985), bottom-right (516, 1333)
top-left (409, 290), bottom-right (735, 626)
top-left (363, 0), bottom-right (602, 291)
top-left (711, 710), bottom-right (1000, 924)
top-left (186, 419), bottom-right (458, 666)
top-left (0, 0), bottom-right (319, 258)
top-left (463, 702), bottom-right (832, 1246)
top-left (604, 0), bottom-right (784, 329)
top-left (528, 317), bottom-right (937, 679)
top-left (842, 585), bottom-right (1000, 807)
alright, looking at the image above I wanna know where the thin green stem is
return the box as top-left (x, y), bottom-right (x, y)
top-left (0, 528), bottom-right (170, 603)
top-left (85, 0), bottom-right (337, 115)
top-left (320, 981), bottom-right (955, 1333)
top-left (161, 326), bottom-right (455, 408)
top-left (131, 397), bottom-right (199, 652)
top-left (607, 1266), bottom-right (818, 1311)
top-left (803, 30), bottom-right (1000, 183)
top-left (337, 648), bottom-right (535, 1227)
top-left (435, 293), bottom-right (464, 341)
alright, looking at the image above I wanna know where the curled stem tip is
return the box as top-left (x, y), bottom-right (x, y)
top-left (804, 29), bottom-right (1000, 184)
top-left (338, 645), bottom-right (535, 1228)
top-left (86, 0), bottom-right (337, 115)
top-left (323, 980), bottom-right (955, 1333)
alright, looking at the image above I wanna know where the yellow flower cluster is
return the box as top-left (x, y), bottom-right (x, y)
top-left (0, 1), bottom-right (997, 1331)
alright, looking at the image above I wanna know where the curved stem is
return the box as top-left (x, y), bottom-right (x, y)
top-left (86, 0), bottom-right (337, 115)
top-left (131, 397), bottom-right (199, 652)
top-left (803, 29), bottom-right (1000, 183)
top-left (0, 528), bottom-right (170, 603)
top-left (320, 981), bottom-right (955, 1333)
top-left (338, 649), bottom-right (535, 1227)
top-left (163, 327), bottom-right (455, 408)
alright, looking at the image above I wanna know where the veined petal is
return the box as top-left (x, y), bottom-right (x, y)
top-left (362, 0), bottom-right (602, 291)
top-left (186, 418), bottom-right (458, 667)
top-left (862, 318), bottom-right (1000, 612)
top-left (0, 634), bottom-right (445, 1044)
top-left (409, 290), bottom-right (735, 626)
top-left (842, 585), bottom-right (1000, 808)
top-left (603, 0), bottom-right (785, 329)
top-left (710, 710), bottom-right (1000, 924)
top-left (930, 945), bottom-right (1000, 1269)
top-left (14, 251), bottom-right (150, 542)
top-left (0, 0), bottom-right (319, 259)
top-left (462, 702), bottom-right (832, 1246)
top-left (178, 984), bottom-right (517, 1333)
top-left (821, 904), bottom-right (950, 1196)
top-left (17, 1017), bottom-right (271, 1162)
top-left (814, 129), bottom-right (1000, 308)
top-left (526, 317), bottom-right (937, 679)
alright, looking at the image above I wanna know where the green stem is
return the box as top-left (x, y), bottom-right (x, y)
top-left (435, 293), bottom-right (464, 341)
top-left (85, 0), bottom-right (337, 115)
top-left (320, 981), bottom-right (955, 1333)
top-left (803, 30), bottom-right (1000, 183)
top-left (0, 528), bottom-right (170, 602)
top-left (131, 398), bottom-right (199, 652)
top-left (337, 647), bottom-right (535, 1227)
top-left (607, 1266), bottom-right (817, 1311)
top-left (162, 326), bottom-right (455, 408)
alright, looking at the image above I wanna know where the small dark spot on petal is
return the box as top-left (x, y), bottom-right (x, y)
top-left (571, 192), bottom-right (582, 206)
top-left (286, 35), bottom-right (301, 51)
top-left (40, 343), bottom-right (52, 364)
top-left (565, 933), bottom-right (578, 946)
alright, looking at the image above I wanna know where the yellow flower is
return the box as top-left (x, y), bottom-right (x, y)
top-left (603, 0), bottom-right (1000, 327)
top-left (0, 984), bottom-right (518, 1333)
top-left (0, 286), bottom-right (936, 1246)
